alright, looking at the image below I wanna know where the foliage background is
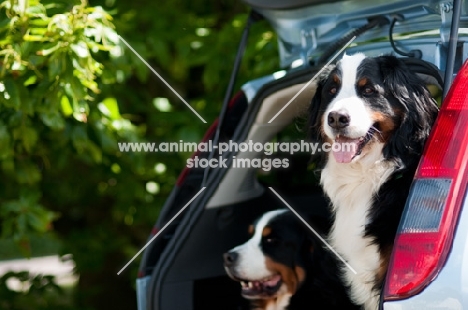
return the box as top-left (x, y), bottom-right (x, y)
top-left (0, 0), bottom-right (279, 308)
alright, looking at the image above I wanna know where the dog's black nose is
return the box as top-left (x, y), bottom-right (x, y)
top-left (328, 110), bottom-right (350, 129)
top-left (223, 251), bottom-right (238, 267)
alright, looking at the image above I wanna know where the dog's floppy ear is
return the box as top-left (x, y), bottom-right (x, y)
top-left (377, 56), bottom-right (438, 169)
top-left (307, 65), bottom-right (335, 165)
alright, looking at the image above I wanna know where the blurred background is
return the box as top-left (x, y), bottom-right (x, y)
top-left (0, 0), bottom-right (279, 309)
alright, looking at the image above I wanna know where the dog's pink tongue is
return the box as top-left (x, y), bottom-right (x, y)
top-left (263, 274), bottom-right (281, 287)
top-left (333, 136), bottom-right (360, 163)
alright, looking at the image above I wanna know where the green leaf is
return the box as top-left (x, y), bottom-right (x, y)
top-left (13, 126), bottom-right (38, 153)
top-left (149, 39), bottom-right (171, 67)
top-left (32, 79), bottom-right (55, 99)
top-left (60, 95), bottom-right (73, 116)
top-left (98, 129), bottom-right (118, 153)
top-left (29, 27), bottom-right (48, 35)
top-left (26, 3), bottom-right (46, 14)
top-left (0, 124), bottom-right (11, 148)
top-left (126, 42), bottom-right (149, 82)
top-left (24, 130), bottom-right (38, 153)
top-left (26, 210), bottom-right (54, 233)
top-left (86, 141), bottom-right (102, 163)
top-left (20, 95), bottom-right (34, 116)
top-left (70, 76), bottom-right (87, 101)
top-left (48, 52), bottom-right (66, 80)
top-left (15, 160), bottom-right (42, 184)
top-left (29, 18), bottom-right (50, 26)
top-left (98, 97), bottom-right (120, 119)
top-left (1, 158), bottom-right (14, 173)
top-left (71, 125), bottom-right (88, 153)
top-left (17, 214), bottom-right (28, 234)
top-left (28, 55), bottom-right (46, 67)
top-left (40, 111), bottom-right (65, 130)
top-left (39, 43), bottom-right (60, 56)
top-left (3, 77), bottom-right (21, 109)
top-left (2, 200), bottom-right (22, 214)
top-left (72, 99), bottom-right (89, 122)
top-left (23, 34), bottom-right (49, 42)
top-left (24, 75), bottom-right (38, 86)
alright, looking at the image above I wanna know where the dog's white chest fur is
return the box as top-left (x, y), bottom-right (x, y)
top-left (321, 144), bottom-right (395, 310)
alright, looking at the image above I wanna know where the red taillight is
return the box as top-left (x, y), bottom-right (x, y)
top-left (383, 60), bottom-right (468, 300)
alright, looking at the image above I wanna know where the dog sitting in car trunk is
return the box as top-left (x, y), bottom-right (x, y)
top-left (223, 209), bottom-right (359, 310)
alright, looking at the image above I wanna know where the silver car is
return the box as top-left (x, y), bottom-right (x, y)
top-left (137, 0), bottom-right (468, 309)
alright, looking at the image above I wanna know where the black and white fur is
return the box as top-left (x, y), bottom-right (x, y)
top-left (308, 53), bottom-right (438, 309)
top-left (223, 209), bottom-right (359, 310)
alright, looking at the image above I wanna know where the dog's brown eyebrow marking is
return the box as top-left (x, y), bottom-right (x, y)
top-left (262, 226), bottom-right (272, 237)
top-left (358, 77), bottom-right (368, 87)
top-left (332, 73), bottom-right (341, 84)
top-left (248, 225), bottom-right (254, 235)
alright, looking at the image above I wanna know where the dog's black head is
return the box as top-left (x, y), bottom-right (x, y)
top-left (223, 210), bottom-right (321, 302)
top-left (223, 210), bottom-right (358, 309)
top-left (308, 54), bottom-right (438, 169)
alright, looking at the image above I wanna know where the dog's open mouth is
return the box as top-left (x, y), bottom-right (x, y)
top-left (333, 128), bottom-right (374, 163)
top-left (237, 274), bottom-right (283, 298)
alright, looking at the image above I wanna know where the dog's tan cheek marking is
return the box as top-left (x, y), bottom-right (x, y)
top-left (248, 225), bottom-right (254, 235)
top-left (265, 257), bottom-right (303, 295)
top-left (294, 266), bottom-right (306, 284)
top-left (371, 111), bottom-right (396, 142)
top-left (262, 226), bottom-right (272, 237)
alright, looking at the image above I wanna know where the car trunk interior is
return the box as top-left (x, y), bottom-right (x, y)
top-left (144, 58), bottom-right (443, 309)
top-left (151, 75), bottom-right (331, 309)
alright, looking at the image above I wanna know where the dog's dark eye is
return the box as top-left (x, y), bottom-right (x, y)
top-left (329, 87), bottom-right (337, 95)
top-left (264, 237), bottom-right (279, 244)
top-left (362, 86), bottom-right (375, 96)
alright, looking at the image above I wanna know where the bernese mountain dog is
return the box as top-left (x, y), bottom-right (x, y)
top-left (308, 53), bottom-right (439, 309)
top-left (223, 209), bottom-right (359, 310)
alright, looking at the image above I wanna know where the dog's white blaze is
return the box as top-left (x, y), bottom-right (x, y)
top-left (321, 141), bottom-right (396, 310)
top-left (323, 53), bottom-right (374, 140)
top-left (231, 209), bottom-right (287, 280)
top-left (340, 53), bottom-right (366, 86)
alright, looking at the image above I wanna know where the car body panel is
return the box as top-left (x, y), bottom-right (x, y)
top-left (383, 188), bottom-right (468, 309)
